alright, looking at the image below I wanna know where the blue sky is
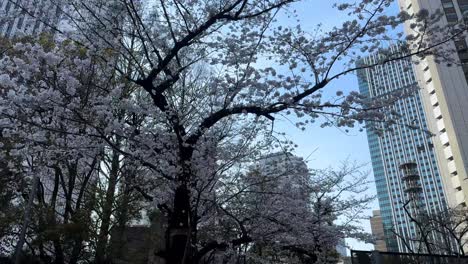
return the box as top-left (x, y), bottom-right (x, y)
top-left (273, 0), bottom-right (401, 252)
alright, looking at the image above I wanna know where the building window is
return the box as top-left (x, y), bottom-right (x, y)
top-left (442, 0), bottom-right (459, 22)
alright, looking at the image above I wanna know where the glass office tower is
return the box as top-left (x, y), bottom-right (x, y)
top-left (357, 46), bottom-right (448, 252)
top-left (0, 0), bottom-right (61, 38)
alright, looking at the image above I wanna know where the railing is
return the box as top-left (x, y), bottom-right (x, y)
top-left (350, 250), bottom-right (468, 264)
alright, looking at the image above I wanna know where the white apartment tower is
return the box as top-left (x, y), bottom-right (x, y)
top-left (0, 0), bottom-right (61, 39)
top-left (398, 0), bottom-right (468, 208)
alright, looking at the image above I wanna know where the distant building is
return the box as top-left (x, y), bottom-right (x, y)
top-left (252, 152), bottom-right (310, 202)
top-left (357, 46), bottom-right (449, 252)
top-left (110, 212), bottom-right (166, 264)
top-left (0, 0), bottom-right (61, 39)
top-left (398, 0), bottom-right (468, 209)
top-left (256, 152), bottom-right (309, 178)
top-left (336, 239), bottom-right (348, 257)
top-left (370, 210), bottom-right (388, 252)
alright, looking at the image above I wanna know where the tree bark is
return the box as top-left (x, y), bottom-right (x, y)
top-left (52, 239), bottom-right (65, 264)
top-left (167, 184), bottom-right (192, 264)
top-left (95, 147), bottom-right (120, 263)
top-left (69, 238), bottom-right (83, 264)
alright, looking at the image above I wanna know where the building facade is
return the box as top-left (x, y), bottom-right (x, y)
top-left (398, 0), bottom-right (468, 209)
top-left (357, 47), bottom-right (448, 252)
top-left (370, 210), bottom-right (388, 252)
top-left (0, 0), bottom-right (61, 39)
top-left (252, 152), bottom-right (311, 208)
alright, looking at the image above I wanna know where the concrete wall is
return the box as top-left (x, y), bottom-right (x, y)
top-left (110, 212), bottom-right (167, 264)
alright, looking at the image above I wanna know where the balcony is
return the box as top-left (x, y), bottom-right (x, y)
top-left (404, 186), bottom-right (423, 194)
top-left (419, 59), bottom-right (428, 70)
top-left (444, 146), bottom-right (453, 160)
top-left (448, 160), bottom-right (457, 174)
top-left (401, 174), bottom-right (420, 182)
top-left (423, 68), bottom-right (432, 83)
top-left (430, 93), bottom-right (438, 106)
top-left (451, 175), bottom-right (461, 189)
top-left (440, 132), bottom-right (449, 146)
top-left (436, 119), bottom-right (445, 132)
top-left (433, 106), bottom-right (442, 119)
top-left (456, 191), bottom-right (465, 205)
top-left (426, 82), bottom-right (435, 94)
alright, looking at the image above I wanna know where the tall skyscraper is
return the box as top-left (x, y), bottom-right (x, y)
top-left (398, 0), bottom-right (468, 209)
top-left (357, 46), bottom-right (448, 252)
top-left (0, 0), bottom-right (61, 39)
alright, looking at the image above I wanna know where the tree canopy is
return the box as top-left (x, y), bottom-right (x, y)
top-left (0, 0), bottom-right (466, 263)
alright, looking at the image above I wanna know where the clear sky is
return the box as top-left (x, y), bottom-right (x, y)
top-left (273, 0), bottom-right (401, 253)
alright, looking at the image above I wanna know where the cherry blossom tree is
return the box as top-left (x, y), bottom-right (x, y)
top-left (202, 157), bottom-right (374, 264)
top-left (1, 0), bottom-right (467, 263)
top-left (391, 201), bottom-right (468, 256)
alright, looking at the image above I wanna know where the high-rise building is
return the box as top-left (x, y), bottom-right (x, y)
top-left (370, 210), bottom-right (388, 252)
top-left (357, 46), bottom-right (448, 252)
top-left (398, 0), bottom-right (468, 209)
top-left (0, 0), bottom-right (61, 39)
top-left (252, 152), bottom-right (310, 204)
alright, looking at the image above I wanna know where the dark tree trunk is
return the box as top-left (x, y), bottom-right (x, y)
top-left (69, 237), bottom-right (83, 264)
top-left (52, 239), bottom-right (65, 264)
top-left (167, 184), bottom-right (192, 264)
top-left (47, 168), bottom-right (65, 264)
top-left (165, 143), bottom-right (196, 264)
top-left (95, 147), bottom-right (120, 263)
